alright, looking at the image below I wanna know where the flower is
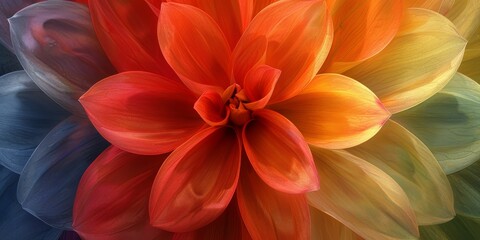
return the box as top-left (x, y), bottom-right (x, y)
top-left (73, 0), bottom-right (480, 240)
top-left (0, 1), bottom-right (112, 239)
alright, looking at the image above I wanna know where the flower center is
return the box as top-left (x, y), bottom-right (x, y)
top-left (223, 84), bottom-right (252, 126)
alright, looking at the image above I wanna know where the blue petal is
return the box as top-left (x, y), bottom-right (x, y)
top-left (0, 71), bottom-right (69, 173)
top-left (17, 116), bottom-right (109, 230)
top-left (0, 166), bottom-right (62, 240)
top-left (0, 0), bottom-right (38, 51)
top-left (9, 1), bottom-right (115, 115)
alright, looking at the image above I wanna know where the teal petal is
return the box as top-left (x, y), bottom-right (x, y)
top-left (393, 73), bottom-right (480, 174)
top-left (420, 215), bottom-right (480, 240)
top-left (448, 160), bottom-right (480, 218)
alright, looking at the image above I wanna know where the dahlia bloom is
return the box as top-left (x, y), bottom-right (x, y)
top-left (0, 1), bottom-right (111, 239)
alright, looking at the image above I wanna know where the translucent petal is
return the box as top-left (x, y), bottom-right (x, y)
top-left (0, 0), bottom-right (39, 51)
top-left (308, 148), bottom-right (419, 240)
top-left (345, 8), bottom-right (467, 114)
top-left (0, 71), bottom-right (68, 174)
top-left (393, 73), bottom-right (480, 174)
top-left (9, 1), bottom-right (115, 115)
top-left (347, 120), bottom-right (454, 224)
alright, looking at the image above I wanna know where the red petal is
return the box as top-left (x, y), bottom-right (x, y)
top-left (88, 0), bottom-right (177, 79)
top-left (158, 2), bottom-right (232, 95)
top-left (194, 91), bottom-right (230, 126)
top-left (149, 127), bottom-right (241, 232)
top-left (243, 65), bottom-right (281, 110)
top-left (80, 71), bottom-right (203, 155)
top-left (243, 109), bottom-right (318, 193)
top-left (237, 163), bottom-right (310, 240)
top-left (73, 146), bottom-right (171, 240)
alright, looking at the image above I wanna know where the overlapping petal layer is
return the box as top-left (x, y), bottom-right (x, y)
top-left (345, 8), bottom-right (467, 114)
top-left (310, 207), bottom-right (362, 240)
top-left (80, 71), bottom-right (203, 155)
top-left (271, 74), bottom-right (390, 149)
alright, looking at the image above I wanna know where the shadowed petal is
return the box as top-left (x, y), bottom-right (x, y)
top-left (420, 215), bottom-right (480, 239)
top-left (405, 0), bottom-right (454, 14)
top-left (58, 231), bottom-right (81, 240)
top-left (9, 1), bottom-right (116, 115)
top-left (233, 0), bottom-right (332, 103)
top-left (0, 42), bottom-right (21, 74)
top-left (447, 160), bottom-right (480, 218)
top-left (0, 166), bottom-right (62, 240)
top-left (458, 25), bottom-right (480, 82)
top-left (347, 120), bottom-right (454, 225)
top-left (88, 0), bottom-right (176, 79)
top-left (447, 0), bottom-right (480, 40)
top-left (271, 74), bottom-right (390, 149)
top-left (0, 71), bottom-right (68, 173)
top-left (243, 65), bottom-right (280, 110)
top-left (17, 116), bottom-right (109, 229)
top-left (310, 207), bottom-right (362, 240)
top-left (80, 71), bottom-right (204, 155)
top-left (158, 3), bottom-right (232, 95)
top-left (73, 147), bottom-right (171, 240)
top-left (394, 73), bottom-right (480, 174)
top-left (150, 127), bottom-right (241, 232)
top-left (194, 91), bottom-right (230, 127)
top-left (237, 163), bottom-right (310, 240)
top-left (0, 0), bottom-right (39, 51)
top-left (322, 0), bottom-right (403, 72)
top-left (308, 148), bottom-right (419, 240)
top-left (345, 8), bottom-right (467, 114)
top-left (243, 109), bottom-right (318, 193)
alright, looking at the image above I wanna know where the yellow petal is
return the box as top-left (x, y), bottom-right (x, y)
top-left (458, 26), bottom-right (480, 82)
top-left (446, 0), bottom-right (480, 40)
top-left (346, 120), bottom-right (454, 225)
top-left (310, 207), bottom-right (362, 240)
top-left (405, 0), bottom-right (455, 14)
top-left (270, 74), bottom-right (390, 149)
top-left (345, 8), bottom-right (467, 114)
top-left (308, 148), bottom-right (419, 240)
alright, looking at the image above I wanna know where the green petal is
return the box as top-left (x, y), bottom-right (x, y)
top-left (448, 160), bottom-right (480, 217)
top-left (393, 73), bottom-right (480, 174)
top-left (346, 120), bottom-right (454, 225)
top-left (420, 215), bottom-right (480, 240)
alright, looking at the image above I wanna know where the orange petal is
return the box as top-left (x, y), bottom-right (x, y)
top-left (243, 65), bottom-right (281, 110)
top-left (242, 109), bottom-right (318, 193)
top-left (344, 8), bottom-right (467, 114)
top-left (73, 146), bottom-right (171, 240)
top-left (237, 163), bottom-right (310, 240)
top-left (149, 127), bottom-right (241, 232)
top-left (158, 2), bottom-right (232, 95)
top-left (80, 71), bottom-right (203, 155)
top-left (271, 74), bottom-right (390, 149)
top-left (405, 0), bottom-right (454, 14)
top-left (238, 0), bottom-right (278, 29)
top-left (308, 148), bottom-right (419, 240)
top-left (194, 91), bottom-right (230, 126)
top-left (233, 0), bottom-right (332, 103)
top-left (322, 0), bottom-right (403, 73)
top-left (88, 0), bottom-right (176, 79)
top-left (310, 207), bottom-right (363, 240)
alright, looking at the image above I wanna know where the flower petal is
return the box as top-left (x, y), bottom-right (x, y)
top-left (149, 127), bottom-right (241, 232)
top-left (271, 74), bottom-right (390, 149)
top-left (0, 0), bottom-right (39, 51)
top-left (446, 0), bottom-right (480, 40)
top-left (346, 120), bottom-right (454, 225)
top-left (17, 116), bottom-right (108, 230)
top-left (308, 148), bottom-right (419, 240)
top-left (173, 200), bottom-right (248, 240)
top-left (73, 146), bottom-right (170, 240)
top-left (393, 73), bottom-right (480, 174)
top-left (243, 109), bottom-right (318, 193)
top-left (237, 163), bottom-right (310, 240)
top-left (9, 1), bottom-right (116, 115)
top-left (345, 8), bottom-right (467, 114)
top-left (233, 0), bottom-right (332, 103)
top-left (322, 0), bottom-right (403, 72)
top-left (0, 166), bottom-right (62, 240)
top-left (447, 160), bottom-right (480, 218)
top-left (458, 26), bottom-right (480, 82)
top-left (194, 91), bottom-right (230, 127)
top-left (243, 65), bottom-right (280, 110)
top-left (80, 71), bottom-right (203, 155)
top-left (310, 207), bottom-right (362, 240)
top-left (0, 71), bottom-right (68, 174)
top-left (420, 215), bottom-right (480, 239)
top-left (88, 0), bottom-right (176, 79)
top-left (405, 0), bottom-right (454, 14)
top-left (158, 2), bottom-right (232, 95)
